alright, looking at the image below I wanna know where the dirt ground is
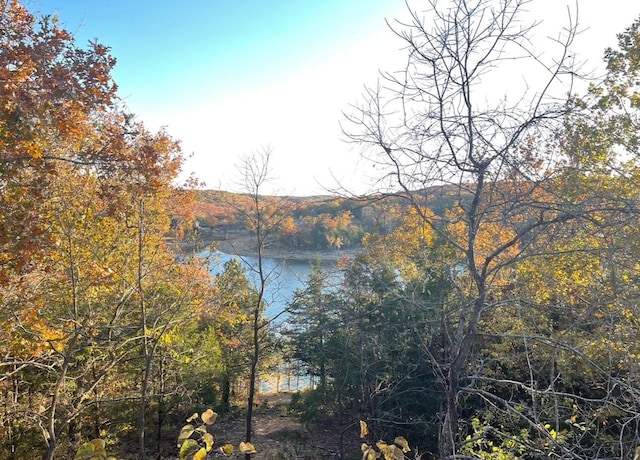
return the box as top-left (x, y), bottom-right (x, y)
top-left (211, 393), bottom-right (361, 460)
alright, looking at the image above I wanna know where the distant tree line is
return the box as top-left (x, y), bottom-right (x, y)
top-left (193, 189), bottom-right (461, 251)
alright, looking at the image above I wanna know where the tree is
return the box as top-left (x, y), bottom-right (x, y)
top-left (0, 3), bottom-right (215, 458)
top-left (0, 0), bottom-right (120, 284)
top-left (206, 258), bottom-right (259, 411)
top-left (489, 218), bottom-right (640, 458)
top-left (230, 147), bottom-right (288, 459)
top-left (336, 210), bottom-right (452, 439)
top-left (285, 262), bottom-right (335, 400)
top-left (0, 155), bottom-right (210, 459)
top-left (477, 16), bottom-right (640, 457)
top-left (342, 0), bottom-right (631, 456)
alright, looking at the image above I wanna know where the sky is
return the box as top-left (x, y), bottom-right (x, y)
top-left (27, 0), bottom-right (640, 196)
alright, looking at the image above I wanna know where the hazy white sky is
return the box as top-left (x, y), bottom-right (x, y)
top-left (29, 0), bottom-right (640, 195)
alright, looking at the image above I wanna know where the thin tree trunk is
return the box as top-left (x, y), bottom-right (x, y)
top-left (44, 254), bottom-right (81, 460)
top-left (155, 356), bottom-right (165, 460)
top-left (43, 350), bottom-right (72, 460)
top-left (245, 296), bottom-right (261, 460)
top-left (221, 372), bottom-right (231, 411)
top-left (137, 198), bottom-right (150, 460)
top-left (93, 364), bottom-right (100, 440)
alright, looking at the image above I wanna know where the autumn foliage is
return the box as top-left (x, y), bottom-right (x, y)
top-left (4, 1), bottom-right (640, 459)
top-left (0, 3), bottom-right (219, 459)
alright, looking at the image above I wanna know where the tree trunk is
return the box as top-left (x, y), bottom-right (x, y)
top-left (221, 373), bottom-right (231, 411)
top-left (440, 292), bottom-right (486, 458)
top-left (155, 356), bottom-right (165, 460)
top-left (138, 354), bottom-right (152, 460)
top-left (440, 372), bottom-right (459, 459)
top-left (245, 306), bottom-right (260, 460)
top-left (137, 198), bottom-right (149, 460)
top-left (42, 443), bottom-right (56, 460)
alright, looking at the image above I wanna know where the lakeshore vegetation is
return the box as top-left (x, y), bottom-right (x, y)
top-left (2, 1), bottom-right (640, 459)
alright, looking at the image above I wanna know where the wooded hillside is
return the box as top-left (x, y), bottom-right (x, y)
top-left (191, 186), bottom-right (459, 253)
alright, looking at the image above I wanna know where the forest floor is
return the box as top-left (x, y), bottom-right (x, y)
top-left (212, 392), bottom-right (362, 460)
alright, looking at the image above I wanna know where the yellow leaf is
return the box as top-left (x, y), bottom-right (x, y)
top-left (361, 444), bottom-right (377, 460)
top-left (394, 436), bottom-right (411, 453)
top-left (220, 443), bottom-right (234, 456)
top-left (177, 424), bottom-right (194, 447)
top-left (201, 409), bottom-right (218, 425)
top-left (193, 447), bottom-right (207, 460)
top-left (387, 445), bottom-right (404, 460)
top-left (88, 439), bottom-right (106, 452)
top-left (360, 420), bottom-right (369, 438)
top-left (239, 442), bottom-right (257, 454)
top-left (203, 432), bottom-right (214, 452)
top-left (376, 440), bottom-right (388, 450)
top-left (75, 442), bottom-right (96, 459)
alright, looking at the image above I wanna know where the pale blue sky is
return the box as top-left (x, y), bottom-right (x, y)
top-left (27, 0), bottom-right (640, 195)
top-left (31, 1), bottom-right (398, 110)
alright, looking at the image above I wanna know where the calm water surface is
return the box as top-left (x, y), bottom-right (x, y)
top-left (203, 251), bottom-right (340, 322)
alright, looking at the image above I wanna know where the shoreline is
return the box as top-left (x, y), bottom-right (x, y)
top-left (173, 231), bottom-right (358, 262)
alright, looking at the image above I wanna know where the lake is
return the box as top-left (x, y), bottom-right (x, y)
top-left (203, 250), bottom-right (340, 323)
top-left (203, 250), bottom-right (344, 391)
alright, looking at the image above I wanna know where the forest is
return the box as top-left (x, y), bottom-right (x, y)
top-left (193, 189), bottom-right (416, 252)
top-left (2, 0), bottom-right (640, 459)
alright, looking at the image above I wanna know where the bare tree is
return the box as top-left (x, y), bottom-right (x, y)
top-left (341, 0), bottom-right (607, 457)
top-left (231, 147), bottom-right (292, 458)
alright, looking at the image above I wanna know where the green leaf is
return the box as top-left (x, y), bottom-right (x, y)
top-left (75, 439), bottom-right (107, 459)
top-left (75, 443), bottom-right (96, 459)
top-left (179, 439), bottom-right (199, 460)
